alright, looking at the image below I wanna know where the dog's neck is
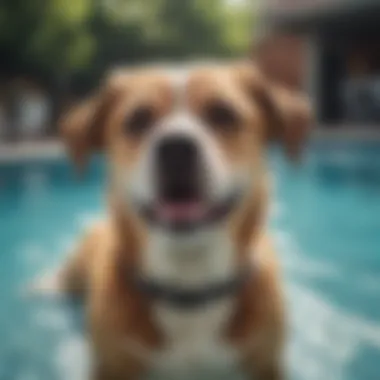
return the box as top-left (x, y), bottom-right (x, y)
top-left (112, 182), bottom-right (268, 290)
top-left (141, 227), bottom-right (237, 289)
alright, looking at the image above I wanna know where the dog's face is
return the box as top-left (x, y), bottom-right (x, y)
top-left (62, 62), bottom-right (311, 235)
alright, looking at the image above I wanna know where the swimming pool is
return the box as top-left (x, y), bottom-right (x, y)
top-left (1, 142), bottom-right (380, 380)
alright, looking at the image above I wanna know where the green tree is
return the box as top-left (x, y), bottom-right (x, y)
top-left (0, 0), bottom-right (94, 82)
top-left (0, 0), bottom-right (252, 137)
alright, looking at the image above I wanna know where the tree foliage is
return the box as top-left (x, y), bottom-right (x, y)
top-left (0, 0), bottom-right (252, 92)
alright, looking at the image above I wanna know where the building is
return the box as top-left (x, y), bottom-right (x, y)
top-left (0, 78), bottom-right (52, 143)
top-left (258, 0), bottom-right (380, 130)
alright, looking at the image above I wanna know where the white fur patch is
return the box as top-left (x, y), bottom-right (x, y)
top-left (150, 299), bottom-right (242, 378)
top-left (125, 65), bottom-right (238, 207)
top-left (135, 230), bottom-right (247, 378)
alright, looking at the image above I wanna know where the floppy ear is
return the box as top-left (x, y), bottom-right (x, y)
top-left (256, 83), bottom-right (313, 162)
top-left (60, 74), bottom-right (122, 173)
top-left (238, 62), bottom-right (313, 162)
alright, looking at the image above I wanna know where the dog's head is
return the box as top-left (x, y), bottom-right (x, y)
top-left (61, 62), bottom-right (311, 236)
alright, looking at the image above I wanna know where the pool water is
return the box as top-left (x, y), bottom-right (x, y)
top-left (1, 143), bottom-right (380, 380)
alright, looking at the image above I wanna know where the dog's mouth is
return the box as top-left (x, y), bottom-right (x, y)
top-left (137, 185), bottom-right (240, 233)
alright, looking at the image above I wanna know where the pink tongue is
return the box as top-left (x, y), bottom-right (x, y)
top-left (157, 202), bottom-right (205, 222)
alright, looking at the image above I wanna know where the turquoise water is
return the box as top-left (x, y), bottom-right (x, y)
top-left (1, 144), bottom-right (380, 380)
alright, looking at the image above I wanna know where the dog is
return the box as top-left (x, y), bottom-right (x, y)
top-left (45, 61), bottom-right (311, 379)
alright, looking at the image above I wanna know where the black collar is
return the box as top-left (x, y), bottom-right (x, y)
top-left (129, 266), bottom-right (251, 310)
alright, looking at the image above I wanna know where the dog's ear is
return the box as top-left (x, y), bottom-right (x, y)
top-left (256, 83), bottom-right (312, 162)
top-left (236, 62), bottom-right (313, 162)
top-left (60, 73), bottom-right (124, 173)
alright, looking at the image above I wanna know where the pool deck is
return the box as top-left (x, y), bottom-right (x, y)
top-left (1, 128), bottom-right (380, 163)
top-left (0, 139), bottom-right (64, 163)
top-left (313, 128), bottom-right (380, 141)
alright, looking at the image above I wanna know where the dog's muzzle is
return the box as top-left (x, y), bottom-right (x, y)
top-left (135, 133), bottom-right (241, 233)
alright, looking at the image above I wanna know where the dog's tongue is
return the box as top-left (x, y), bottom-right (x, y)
top-left (157, 201), bottom-right (205, 222)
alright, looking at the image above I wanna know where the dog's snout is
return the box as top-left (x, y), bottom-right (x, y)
top-left (155, 135), bottom-right (201, 202)
top-left (156, 135), bottom-right (198, 175)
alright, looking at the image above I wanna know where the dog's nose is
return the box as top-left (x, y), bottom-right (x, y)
top-left (155, 135), bottom-right (200, 202)
top-left (156, 135), bottom-right (198, 176)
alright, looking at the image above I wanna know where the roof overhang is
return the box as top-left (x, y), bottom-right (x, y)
top-left (269, 0), bottom-right (380, 35)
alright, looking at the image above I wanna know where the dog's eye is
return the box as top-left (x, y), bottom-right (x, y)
top-left (125, 106), bottom-right (155, 136)
top-left (203, 102), bottom-right (239, 131)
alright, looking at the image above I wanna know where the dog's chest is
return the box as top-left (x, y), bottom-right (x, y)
top-left (140, 233), bottom-right (249, 378)
top-left (148, 299), bottom-right (246, 378)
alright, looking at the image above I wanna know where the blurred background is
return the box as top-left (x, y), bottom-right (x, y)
top-left (260, 0), bottom-right (380, 129)
top-left (2, 1), bottom-right (380, 380)
top-left (0, 0), bottom-right (251, 143)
